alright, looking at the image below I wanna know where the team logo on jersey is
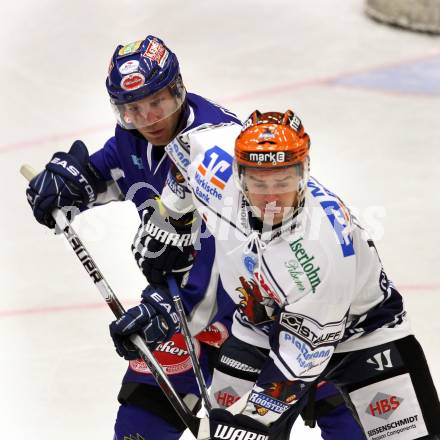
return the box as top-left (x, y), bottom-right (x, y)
top-left (367, 392), bottom-right (403, 420)
top-left (129, 333), bottom-right (200, 375)
top-left (250, 382), bottom-right (298, 416)
top-left (254, 272), bottom-right (282, 305)
top-left (243, 254), bottom-right (257, 274)
top-left (236, 276), bottom-right (274, 325)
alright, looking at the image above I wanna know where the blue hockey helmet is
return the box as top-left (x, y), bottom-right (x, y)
top-left (106, 35), bottom-right (186, 129)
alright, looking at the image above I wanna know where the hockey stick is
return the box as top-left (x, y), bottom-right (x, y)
top-left (20, 164), bottom-right (200, 437)
top-left (168, 275), bottom-right (213, 413)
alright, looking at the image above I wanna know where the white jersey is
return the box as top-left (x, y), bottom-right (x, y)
top-left (163, 123), bottom-right (411, 422)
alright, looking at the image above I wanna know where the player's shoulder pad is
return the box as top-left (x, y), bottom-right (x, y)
top-left (179, 122), bottom-right (241, 150)
top-left (187, 123), bottom-right (242, 157)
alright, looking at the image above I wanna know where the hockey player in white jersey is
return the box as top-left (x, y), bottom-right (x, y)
top-left (131, 109), bottom-right (440, 439)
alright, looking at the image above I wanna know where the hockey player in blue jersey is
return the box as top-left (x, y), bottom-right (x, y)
top-left (25, 35), bottom-right (366, 439)
top-left (25, 34), bottom-right (239, 440)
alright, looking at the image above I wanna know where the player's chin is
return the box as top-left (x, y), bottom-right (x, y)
top-left (141, 127), bottom-right (171, 145)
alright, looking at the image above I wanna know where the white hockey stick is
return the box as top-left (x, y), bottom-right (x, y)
top-left (168, 275), bottom-right (213, 413)
top-left (20, 164), bottom-right (200, 437)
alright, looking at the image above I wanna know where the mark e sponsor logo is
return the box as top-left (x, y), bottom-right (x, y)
top-left (367, 392), bottom-right (403, 420)
top-left (280, 313), bottom-right (345, 347)
top-left (288, 238), bottom-right (321, 292)
top-left (248, 151), bottom-right (286, 165)
top-left (195, 145), bottom-right (232, 203)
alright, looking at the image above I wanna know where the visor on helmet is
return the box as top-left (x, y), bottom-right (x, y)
top-left (234, 162), bottom-right (306, 195)
top-left (110, 77), bottom-right (186, 130)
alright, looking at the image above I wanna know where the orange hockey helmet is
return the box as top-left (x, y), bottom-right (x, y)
top-left (233, 110), bottom-right (311, 224)
top-left (235, 110), bottom-right (310, 169)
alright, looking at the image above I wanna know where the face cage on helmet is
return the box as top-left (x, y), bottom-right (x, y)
top-left (110, 77), bottom-right (186, 130)
top-left (233, 158), bottom-right (310, 221)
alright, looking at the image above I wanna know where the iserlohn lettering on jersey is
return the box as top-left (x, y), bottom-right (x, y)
top-left (289, 238), bottom-right (321, 292)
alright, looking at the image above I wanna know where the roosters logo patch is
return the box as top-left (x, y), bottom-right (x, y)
top-left (251, 382), bottom-right (298, 416)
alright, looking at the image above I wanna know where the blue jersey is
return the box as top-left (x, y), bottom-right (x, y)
top-left (90, 93), bottom-right (240, 390)
top-left (90, 93), bottom-right (240, 213)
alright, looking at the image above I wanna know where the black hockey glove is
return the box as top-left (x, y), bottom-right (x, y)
top-left (26, 140), bottom-right (106, 228)
top-left (131, 198), bottom-right (199, 288)
top-left (109, 286), bottom-right (181, 360)
top-left (208, 408), bottom-right (269, 440)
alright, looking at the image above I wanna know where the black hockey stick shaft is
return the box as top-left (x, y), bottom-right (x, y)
top-left (20, 164), bottom-right (200, 437)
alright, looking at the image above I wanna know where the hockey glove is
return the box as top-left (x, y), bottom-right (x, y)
top-left (206, 408), bottom-right (269, 440)
top-left (132, 198), bottom-right (199, 288)
top-left (109, 285), bottom-right (181, 360)
top-left (26, 140), bottom-right (106, 228)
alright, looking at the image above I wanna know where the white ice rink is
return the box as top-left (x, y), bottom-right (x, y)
top-left (1, 1), bottom-right (439, 438)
